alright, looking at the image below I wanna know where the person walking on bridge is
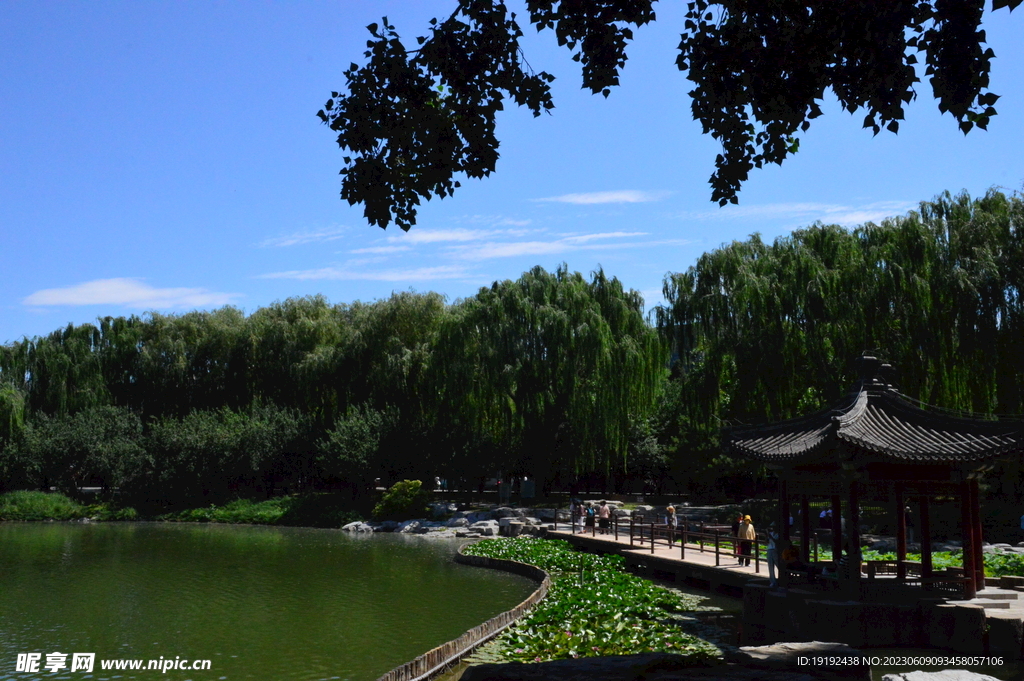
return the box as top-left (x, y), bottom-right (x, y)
top-left (739, 515), bottom-right (756, 567)
top-left (766, 522), bottom-right (780, 587)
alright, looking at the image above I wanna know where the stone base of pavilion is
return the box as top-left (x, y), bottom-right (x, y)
top-left (741, 580), bottom-right (1024, 655)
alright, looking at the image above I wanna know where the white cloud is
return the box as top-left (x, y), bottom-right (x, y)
top-left (387, 228), bottom-right (494, 244)
top-left (677, 200), bottom-right (917, 226)
top-left (449, 231), bottom-right (676, 261)
top-left (534, 190), bottom-right (670, 205)
top-left (348, 245), bottom-right (412, 254)
top-left (453, 215), bottom-right (533, 227)
top-left (260, 265), bottom-right (471, 282)
top-left (259, 227), bottom-right (348, 247)
top-left (455, 241), bottom-right (570, 260)
top-left (561, 231), bottom-right (648, 244)
top-left (23, 279), bottom-right (241, 309)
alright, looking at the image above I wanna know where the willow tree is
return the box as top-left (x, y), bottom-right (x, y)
top-left (657, 189), bottom-right (1024, 484)
top-left (0, 383), bottom-right (26, 448)
top-left (245, 295), bottom-right (350, 426)
top-left (433, 265), bottom-right (664, 491)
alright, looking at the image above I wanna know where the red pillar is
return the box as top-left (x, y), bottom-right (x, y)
top-left (960, 479), bottom-right (977, 599)
top-left (920, 495), bottom-right (933, 578)
top-left (970, 479), bottom-right (985, 591)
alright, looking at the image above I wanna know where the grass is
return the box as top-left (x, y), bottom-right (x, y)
top-left (463, 536), bottom-right (721, 664)
top-left (0, 490), bottom-right (362, 528)
top-left (157, 494), bottom-right (363, 527)
top-left (0, 490), bottom-right (138, 521)
top-left (0, 490), bottom-right (88, 520)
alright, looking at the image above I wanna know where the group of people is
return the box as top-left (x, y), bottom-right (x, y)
top-left (571, 499), bottom-right (613, 534)
top-left (730, 514), bottom-right (759, 567)
top-left (571, 500), bottom-right (682, 538)
top-left (731, 513), bottom-right (789, 588)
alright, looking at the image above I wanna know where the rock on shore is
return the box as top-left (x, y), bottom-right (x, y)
top-left (340, 505), bottom-right (556, 537)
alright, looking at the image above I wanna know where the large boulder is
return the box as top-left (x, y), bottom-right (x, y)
top-left (446, 517), bottom-right (470, 528)
top-left (341, 521), bottom-right (375, 533)
top-left (397, 519), bottom-right (423, 533)
top-left (733, 641), bottom-right (869, 679)
top-left (461, 511), bottom-right (496, 523)
top-left (533, 508), bottom-right (557, 521)
top-left (429, 502), bottom-right (458, 517)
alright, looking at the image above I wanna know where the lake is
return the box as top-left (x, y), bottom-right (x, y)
top-left (0, 522), bottom-right (536, 681)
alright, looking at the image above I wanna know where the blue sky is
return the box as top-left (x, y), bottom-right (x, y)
top-left (3, 2), bottom-right (1024, 345)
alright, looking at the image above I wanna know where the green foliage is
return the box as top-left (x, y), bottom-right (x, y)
top-left (0, 383), bottom-right (26, 446)
top-left (434, 266), bottom-right (664, 483)
top-left (316, 405), bottom-right (390, 484)
top-left (0, 490), bottom-right (85, 520)
top-left (372, 480), bottom-right (429, 520)
top-left (983, 552), bottom-right (1024, 577)
top-left (1, 274), bottom-right (664, 500)
top-left (18, 406), bottom-right (147, 493)
top-left (161, 497), bottom-right (292, 524)
top-left (143, 403), bottom-right (304, 505)
top-left (657, 190), bottom-right (1024, 491)
top-left (322, 2), bottom-right (1015, 228)
top-left (274, 493), bottom-right (364, 528)
top-left (158, 495), bottom-right (363, 527)
top-left (856, 548), bottom-right (1024, 578)
top-left (464, 537), bottom-right (720, 663)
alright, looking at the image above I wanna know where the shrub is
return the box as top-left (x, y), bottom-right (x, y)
top-left (0, 490), bottom-right (85, 520)
top-left (372, 480), bottom-right (429, 520)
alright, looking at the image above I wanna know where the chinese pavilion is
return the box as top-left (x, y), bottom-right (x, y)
top-left (726, 356), bottom-right (1024, 599)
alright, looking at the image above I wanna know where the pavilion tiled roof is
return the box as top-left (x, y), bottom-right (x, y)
top-left (727, 385), bottom-right (1024, 464)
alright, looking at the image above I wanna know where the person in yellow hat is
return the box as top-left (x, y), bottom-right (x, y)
top-left (738, 515), bottom-right (756, 566)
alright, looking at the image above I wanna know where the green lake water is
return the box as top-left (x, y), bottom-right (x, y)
top-left (0, 523), bottom-right (536, 681)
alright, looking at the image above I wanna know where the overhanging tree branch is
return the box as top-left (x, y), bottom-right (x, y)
top-left (321, 0), bottom-right (1017, 229)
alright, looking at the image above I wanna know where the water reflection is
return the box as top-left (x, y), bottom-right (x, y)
top-left (0, 523), bottom-right (535, 681)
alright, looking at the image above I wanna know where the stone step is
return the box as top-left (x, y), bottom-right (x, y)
top-left (975, 589), bottom-right (1020, 600)
top-left (966, 598), bottom-right (1012, 609)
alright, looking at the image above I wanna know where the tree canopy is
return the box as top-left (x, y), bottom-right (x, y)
top-left (6, 190), bottom-right (1024, 502)
top-left (0, 267), bottom-right (662, 503)
top-left (319, 0), bottom-right (1020, 231)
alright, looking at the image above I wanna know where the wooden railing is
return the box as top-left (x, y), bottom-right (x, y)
top-left (572, 512), bottom-right (766, 573)
top-left (565, 511), bottom-right (969, 599)
top-left (374, 548), bottom-right (551, 681)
